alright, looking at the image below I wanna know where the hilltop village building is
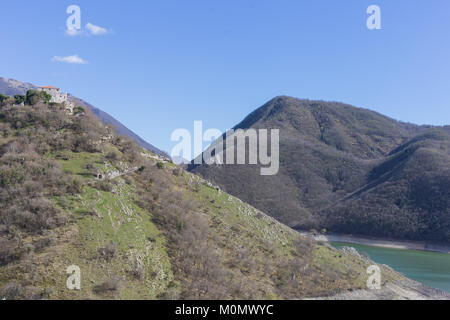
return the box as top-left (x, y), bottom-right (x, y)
top-left (37, 86), bottom-right (74, 113)
top-left (37, 86), bottom-right (68, 103)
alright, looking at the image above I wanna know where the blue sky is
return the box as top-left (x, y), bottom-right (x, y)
top-left (1, 0), bottom-right (449, 154)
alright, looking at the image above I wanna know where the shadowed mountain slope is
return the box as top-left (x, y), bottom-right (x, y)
top-left (189, 96), bottom-right (450, 243)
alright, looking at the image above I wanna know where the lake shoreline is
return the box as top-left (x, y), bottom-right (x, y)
top-left (295, 230), bottom-right (450, 254)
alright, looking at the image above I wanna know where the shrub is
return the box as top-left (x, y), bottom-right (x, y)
top-left (74, 106), bottom-right (85, 115)
top-left (0, 238), bottom-right (25, 266)
top-left (0, 94), bottom-right (9, 104)
top-left (0, 282), bottom-right (23, 300)
top-left (99, 242), bottom-right (118, 261)
top-left (133, 264), bottom-right (145, 280)
top-left (25, 90), bottom-right (40, 105)
top-left (14, 95), bottom-right (26, 105)
top-left (106, 150), bottom-right (120, 161)
top-left (25, 90), bottom-right (52, 106)
top-left (84, 162), bottom-right (97, 172)
top-left (172, 168), bottom-right (182, 176)
top-left (156, 162), bottom-right (164, 169)
top-left (94, 276), bottom-right (121, 294)
top-left (193, 180), bottom-right (201, 192)
top-left (33, 237), bottom-right (52, 253)
top-left (119, 139), bottom-right (141, 162)
top-left (72, 134), bottom-right (97, 153)
top-left (66, 178), bottom-right (84, 194)
top-left (94, 180), bottom-right (113, 192)
top-left (40, 91), bottom-right (52, 104)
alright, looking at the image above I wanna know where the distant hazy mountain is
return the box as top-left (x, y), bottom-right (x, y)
top-left (189, 96), bottom-right (450, 244)
top-left (0, 77), bottom-right (35, 96)
top-left (0, 77), bottom-right (163, 155)
top-left (68, 94), bottom-right (164, 155)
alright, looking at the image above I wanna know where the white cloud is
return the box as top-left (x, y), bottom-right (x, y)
top-left (52, 55), bottom-right (88, 64)
top-left (64, 23), bottom-right (111, 36)
top-left (86, 23), bottom-right (109, 35)
top-left (65, 28), bottom-right (83, 36)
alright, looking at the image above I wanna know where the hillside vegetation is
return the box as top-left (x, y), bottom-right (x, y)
top-left (190, 96), bottom-right (450, 244)
top-left (0, 77), bottom-right (163, 155)
top-left (0, 94), bottom-right (406, 300)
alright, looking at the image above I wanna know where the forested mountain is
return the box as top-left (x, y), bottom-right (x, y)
top-left (189, 96), bottom-right (450, 243)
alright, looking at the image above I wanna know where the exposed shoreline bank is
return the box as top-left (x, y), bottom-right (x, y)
top-left (295, 230), bottom-right (450, 254)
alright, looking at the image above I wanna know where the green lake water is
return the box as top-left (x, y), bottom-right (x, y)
top-left (331, 242), bottom-right (450, 293)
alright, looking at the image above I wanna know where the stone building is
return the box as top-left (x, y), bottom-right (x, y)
top-left (37, 86), bottom-right (68, 103)
top-left (37, 86), bottom-right (74, 113)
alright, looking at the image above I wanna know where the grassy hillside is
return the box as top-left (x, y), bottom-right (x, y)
top-left (189, 96), bottom-right (450, 243)
top-left (0, 95), bottom-right (408, 300)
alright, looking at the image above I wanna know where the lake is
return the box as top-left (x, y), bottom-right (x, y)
top-left (331, 241), bottom-right (450, 293)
